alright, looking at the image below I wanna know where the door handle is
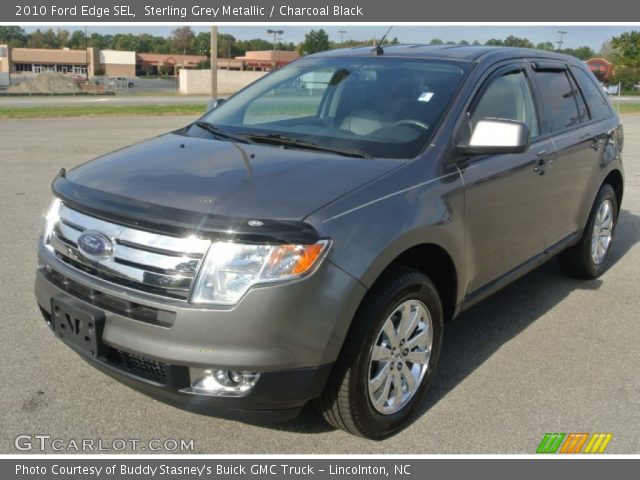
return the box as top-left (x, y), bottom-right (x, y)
top-left (533, 151), bottom-right (553, 175)
top-left (533, 157), bottom-right (547, 175)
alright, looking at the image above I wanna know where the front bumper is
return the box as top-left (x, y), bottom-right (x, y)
top-left (35, 243), bottom-right (366, 421)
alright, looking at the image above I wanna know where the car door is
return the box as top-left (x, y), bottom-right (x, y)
top-left (528, 63), bottom-right (617, 249)
top-left (454, 62), bottom-right (556, 297)
top-left (527, 61), bottom-right (608, 250)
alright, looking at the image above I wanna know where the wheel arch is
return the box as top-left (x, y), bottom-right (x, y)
top-left (370, 243), bottom-right (459, 322)
top-left (603, 169), bottom-right (624, 214)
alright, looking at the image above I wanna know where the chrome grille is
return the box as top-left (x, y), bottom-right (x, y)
top-left (47, 204), bottom-right (211, 300)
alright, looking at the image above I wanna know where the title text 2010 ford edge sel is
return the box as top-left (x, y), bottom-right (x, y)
top-left (35, 46), bottom-right (624, 439)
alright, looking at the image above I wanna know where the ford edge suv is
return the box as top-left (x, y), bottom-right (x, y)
top-left (34, 46), bottom-right (624, 439)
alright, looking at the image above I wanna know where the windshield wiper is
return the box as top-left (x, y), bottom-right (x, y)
top-left (245, 133), bottom-right (372, 159)
top-left (195, 121), bottom-right (252, 144)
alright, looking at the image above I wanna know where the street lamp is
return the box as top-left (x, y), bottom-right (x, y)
top-left (84, 26), bottom-right (89, 80)
top-left (211, 26), bottom-right (218, 100)
top-left (267, 29), bottom-right (284, 69)
top-left (557, 30), bottom-right (567, 51)
top-left (267, 29), bottom-right (284, 51)
top-left (338, 30), bottom-right (347, 44)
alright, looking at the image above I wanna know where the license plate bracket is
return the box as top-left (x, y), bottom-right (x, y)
top-left (51, 296), bottom-right (105, 358)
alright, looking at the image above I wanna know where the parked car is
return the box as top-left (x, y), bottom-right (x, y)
top-left (35, 46), bottom-right (623, 439)
top-left (603, 83), bottom-right (620, 95)
top-left (108, 76), bottom-right (136, 88)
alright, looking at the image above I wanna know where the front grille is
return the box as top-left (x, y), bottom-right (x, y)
top-left (106, 348), bottom-right (169, 384)
top-left (47, 204), bottom-right (210, 300)
top-left (43, 267), bottom-right (176, 327)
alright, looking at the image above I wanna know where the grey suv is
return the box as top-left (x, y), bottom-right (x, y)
top-left (35, 46), bottom-right (624, 439)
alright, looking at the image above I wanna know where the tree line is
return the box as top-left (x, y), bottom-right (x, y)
top-left (299, 30), bottom-right (639, 88)
top-left (0, 27), bottom-right (593, 59)
top-left (0, 26), bottom-right (297, 58)
top-left (1, 26), bottom-right (638, 86)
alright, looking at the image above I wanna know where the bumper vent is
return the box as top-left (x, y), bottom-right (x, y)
top-left (107, 349), bottom-right (169, 384)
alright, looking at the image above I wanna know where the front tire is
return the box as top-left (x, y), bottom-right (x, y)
top-left (315, 265), bottom-right (443, 439)
top-left (560, 183), bottom-right (618, 279)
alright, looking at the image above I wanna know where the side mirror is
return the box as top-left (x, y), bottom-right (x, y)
top-left (206, 98), bottom-right (226, 112)
top-left (457, 118), bottom-right (529, 155)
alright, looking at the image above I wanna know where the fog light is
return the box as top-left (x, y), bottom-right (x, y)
top-left (181, 368), bottom-right (260, 397)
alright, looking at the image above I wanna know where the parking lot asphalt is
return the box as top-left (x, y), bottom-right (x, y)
top-left (0, 115), bottom-right (638, 454)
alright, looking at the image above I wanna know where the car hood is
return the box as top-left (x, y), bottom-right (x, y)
top-left (58, 132), bottom-right (401, 236)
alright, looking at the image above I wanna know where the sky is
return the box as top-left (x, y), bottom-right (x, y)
top-left (22, 25), bottom-right (640, 51)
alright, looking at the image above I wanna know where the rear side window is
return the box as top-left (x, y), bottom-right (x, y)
top-left (533, 70), bottom-right (581, 132)
top-left (571, 67), bottom-right (612, 120)
top-left (469, 70), bottom-right (539, 138)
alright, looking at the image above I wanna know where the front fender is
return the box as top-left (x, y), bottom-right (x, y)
top-left (308, 167), bottom-right (466, 310)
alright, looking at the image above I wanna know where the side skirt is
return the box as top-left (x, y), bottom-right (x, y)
top-left (461, 230), bottom-right (582, 312)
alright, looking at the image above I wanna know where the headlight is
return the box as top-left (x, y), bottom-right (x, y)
top-left (42, 197), bottom-right (61, 243)
top-left (191, 240), bottom-right (330, 305)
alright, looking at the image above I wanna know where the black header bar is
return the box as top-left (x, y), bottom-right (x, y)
top-left (3, 0), bottom-right (639, 23)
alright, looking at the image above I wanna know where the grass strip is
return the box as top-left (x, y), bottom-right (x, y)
top-left (0, 104), bottom-right (206, 118)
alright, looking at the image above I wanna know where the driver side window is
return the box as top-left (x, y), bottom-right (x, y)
top-left (469, 70), bottom-right (539, 138)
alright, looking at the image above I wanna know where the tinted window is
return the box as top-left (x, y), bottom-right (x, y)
top-left (572, 75), bottom-right (589, 122)
top-left (469, 70), bottom-right (539, 138)
top-left (533, 70), bottom-right (581, 132)
top-left (571, 67), bottom-right (612, 120)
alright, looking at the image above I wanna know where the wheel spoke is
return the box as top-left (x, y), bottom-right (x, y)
top-left (602, 204), bottom-right (611, 224)
top-left (402, 368), bottom-right (416, 392)
top-left (405, 326), bottom-right (431, 351)
top-left (398, 303), bottom-right (421, 341)
top-left (405, 348), bottom-right (430, 365)
top-left (372, 371), bottom-right (392, 410)
top-left (381, 318), bottom-right (398, 348)
top-left (371, 345), bottom-right (393, 362)
top-left (393, 370), bottom-right (403, 405)
top-left (369, 361), bottom-right (391, 392)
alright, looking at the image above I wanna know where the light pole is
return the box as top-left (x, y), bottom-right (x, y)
top-left (267, 29), bottom-right (284, 69)
top-left (84, 26), bottom-right (89, 80)
top-left (210, 26), bottom-right (218, 99)
top-left (557, 30), bottom-right (567, 51)
top-left (267, 29), bottom-right (284, 51)
top-left (338, 30), bottom-right (347, 45)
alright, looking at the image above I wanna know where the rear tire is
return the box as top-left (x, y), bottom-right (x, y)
top-left (315, 265), bottom-right (443, 439)
top-left (560, 183), bottom-right (618, 279)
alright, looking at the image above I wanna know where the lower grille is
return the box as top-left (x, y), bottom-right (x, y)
top-left (42, 266), bottom-right (175, 328)
top-left (106, 349), bottom-right (169, 384)
top-left (37, 302), bottom-right (190, 387)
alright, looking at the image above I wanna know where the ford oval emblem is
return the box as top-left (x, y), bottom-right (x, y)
top-left (77, 231), bottom-right (113, 258)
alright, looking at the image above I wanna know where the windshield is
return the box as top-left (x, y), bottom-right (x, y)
top-left (198, 56), bottom-right (469, 159)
